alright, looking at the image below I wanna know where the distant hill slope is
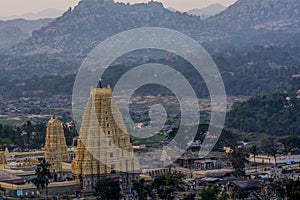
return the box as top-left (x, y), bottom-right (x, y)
top-left (9, 0), bottom-right (207, 55)
top-left (0, 18), bottom-right (53, 49)
top-left (0, 26), bottom-right (29, 50)
top-left (207, 0), bottom-right (300, 32)
top-left (1, 8), bottom-right (64, 20)
top-left (7, 0), bottom-right (300, 56)
top-left (187, 3), bottom-right (226, 19)
top-left (0, 18), bottom-right (53, 34)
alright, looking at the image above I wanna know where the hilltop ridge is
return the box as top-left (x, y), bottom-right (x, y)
top-left (7, 0), bottom-right (300, 56)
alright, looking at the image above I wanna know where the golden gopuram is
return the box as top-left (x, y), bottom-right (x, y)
top-left (0, 151), bottom-right (6, 170)
top-left (72, 80), bottom-right (140, 192)
top-left (44, 116), bottom-right (70, 175)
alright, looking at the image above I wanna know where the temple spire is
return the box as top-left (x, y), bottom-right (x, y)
top-left (97, 78), bottom-right (102, 88)
top-left (72, 83), bottom-right (140, 191)
top-left (44, 117), bottom-right (69, 174)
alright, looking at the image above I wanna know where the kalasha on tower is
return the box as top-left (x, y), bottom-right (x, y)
top-left (72, 79), bottom-right (140, 192)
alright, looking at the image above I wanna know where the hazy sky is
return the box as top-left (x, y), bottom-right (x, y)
top-left (0, 0), bottom-right (237, 17)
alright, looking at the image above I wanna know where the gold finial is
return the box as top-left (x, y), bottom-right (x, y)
top-left (97, 78), bottom-right (102, 88)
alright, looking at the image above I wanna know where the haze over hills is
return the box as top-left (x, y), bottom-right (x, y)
top-left (0, 18), bottom-right (53, 49)
top-left (0, 0), bottom-right (299, 103)
top-left (6, 0), bottom-right (300, 56)
top-left (9, 0), bottom-right (207, 55)
top-left (0, 8), bottom-right (64, 20)
top-left (187, 3), bottom-right (226, 19)
top-left (0, 18), bottom-right (53, 35)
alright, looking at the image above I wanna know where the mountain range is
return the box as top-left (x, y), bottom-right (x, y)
top-left (208, 0), bottom-right (300, 32)
top-left (6, 0), bottom-right (300, 56)
top-left (187, 3), bottom-right (226, 19)
top-left (0, 0), bottom-right (298, 83)
top-left (0, 0), bottom-right (298, 102)
top-left (0, 8), bottom-right (64, 20)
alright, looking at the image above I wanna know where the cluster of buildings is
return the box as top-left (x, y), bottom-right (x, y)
top-left (0, 95), bottom-right (72, 122)
top-left (0, 80), bottom-right (299, 199)
top-left (0, 82), bottom-right (140, 198)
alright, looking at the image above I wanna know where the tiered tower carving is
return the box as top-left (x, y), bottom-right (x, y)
top-left (72, 81), bottom-right (140, 191)
top-left (44, 117), bottom-right (69, 173)
top-left (0, 151), bottom-right (6, 170)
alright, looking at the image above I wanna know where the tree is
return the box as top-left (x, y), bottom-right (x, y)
top-left (270, 148), bottom-right (278, 167)
top-left (230, 147), bottom-right (249, 177)
top-left (261, 136), bottom-right (278, 166)
top-left (94, 178), bottom-right (120, 200)
top-left (281, 135), bottom-right (300, 154)
top-left (152, 173), bottom-right (185, 200)
top-left (132, 179), bottom-right (152, 200)
top-left (32, 159), bottom-right (52, 200)
top-left (199, 186), bottom-right (220, 200)
top-left (250, 145), bottom-right (258, 173)
top-left (285, 179), bottom-right (300, 200)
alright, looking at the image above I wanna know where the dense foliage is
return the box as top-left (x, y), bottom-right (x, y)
top-left (1, 45), bottom-right (299, 101)
top-left (199, 186), bottom-right (220, 200)
top-left (226, 91), bottom-right (300, 135)
top-left (94, 178), bottom-right (121, 200)
top-left (0, 74), bottom-right (75, 99)
top-left (149, 173), bottom-right (185, 200)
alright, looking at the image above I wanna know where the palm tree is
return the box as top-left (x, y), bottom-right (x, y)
top-left (270, 148), bottom-right (278, 167)
top-left (32, 159), bottom-right (52, 199)
top-left (250, 145), bottom-right (258, 173)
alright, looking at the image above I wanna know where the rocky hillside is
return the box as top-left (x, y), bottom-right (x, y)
top-left (8, 0), bottom-right (300, 56)
top-left (208, 0), bottom-right (300, 32)
top-left (9, 0), bottom-right (208, 55)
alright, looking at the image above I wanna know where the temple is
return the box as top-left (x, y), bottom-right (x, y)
top-left (0, 81), bottom-right (141, 197)
top-left (0, 151), bottom-right (6, 170)
top-left (44, 116), bottom-right (70, 178)
top-left (72, 80), bottom-right (140, 192)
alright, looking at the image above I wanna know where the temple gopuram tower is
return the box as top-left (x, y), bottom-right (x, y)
top-left (72, 80), bottom-right (140, 192)
top-left (44, 117), bottom-right (70, 174)
top-left (0, 151), bottom-right (6, 170)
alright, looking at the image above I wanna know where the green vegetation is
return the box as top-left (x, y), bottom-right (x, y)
top-left (285, 179), bottom-right (300, 200)
top-left (133, 173), bottom-right (186, 200)
top-left (281, 135), bottom-right (300, 154)
top-left (151, 173), bottom-right (185, 200)
top-left (227, 90), bottom-right (300, 136)
top-left (132, 179), bottom-right (152, 200)
top-left (199, 186), bottom-right (220, 200)
top-left (0, 73), bottom-right (75, 99)
top-left (131, 134), bottom-right (165, 147)
top-left (0, 45), bottom-right (299, 102)
top-left (32, 159), bottom-right (52, 200)
top-left (94, 178), bottom-right (121, 200)
top-left (250, 145), bottom-right (258, 172)
top-left (229, 146), bottom-right (249, 177)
